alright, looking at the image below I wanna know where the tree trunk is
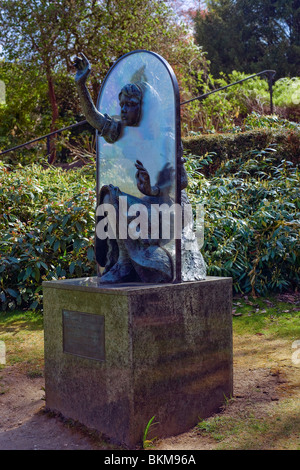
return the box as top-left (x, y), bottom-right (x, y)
top-left (47, 68), bottom-right (59, 164)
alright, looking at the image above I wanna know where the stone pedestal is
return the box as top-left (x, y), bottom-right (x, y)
top-left (43, 276), bottom-right (233, 448)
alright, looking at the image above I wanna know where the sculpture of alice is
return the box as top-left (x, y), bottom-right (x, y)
top-left (73, 52), bottom-right (206, 283)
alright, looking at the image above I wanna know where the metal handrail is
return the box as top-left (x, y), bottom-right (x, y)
top-left (0, 69), bottom-right (276, 159)
top-left (180, 70), bottom-right (276, 107)
top-left (0, 120), bottom-right (88, 157)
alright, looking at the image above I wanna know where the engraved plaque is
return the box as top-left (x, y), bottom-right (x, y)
top-left (62, 310), bottom-right (105, 361)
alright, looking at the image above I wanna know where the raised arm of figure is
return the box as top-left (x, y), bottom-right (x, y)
top-left (73, 53), bottom-right (121, 143)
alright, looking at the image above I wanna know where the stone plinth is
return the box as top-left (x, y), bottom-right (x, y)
top-left (43, 276), bottom-right (233, 448)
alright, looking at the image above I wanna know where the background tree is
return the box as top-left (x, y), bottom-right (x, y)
top-left (0, 0), bottom-right (95, 161)
top-left (0, 0), bottom-right (208, 159)
top-left (68, 0), bottom-right (208, 103)
top-left (0, 60), bottom-right (48, 152)
top-left (194, 0), bottom-right (300, 78)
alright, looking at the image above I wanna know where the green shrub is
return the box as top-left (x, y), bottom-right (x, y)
top-left (225, 73), bottom-right (300, 117)
top-left (182, 71), bottom-right (300, 134)
top-left (186, 151), bottom-right (300, 295)
top-left (183, 124), bottom-right (300, 175)
top-left (0, 163), bottom-right (96, 311)
top-left (273, 77), bottom-right (300, 107)
top-left (243, 112), bottom-right (300, 131)
top-left (1, 144), bottom-right (299, 311)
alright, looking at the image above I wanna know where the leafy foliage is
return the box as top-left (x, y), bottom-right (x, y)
top-left (183, 122), bottom-right (300, 175)
top-left (0, 3), bottom-right (206, 114)
top-left (0, 138), bottom-right (299, 311)
top-left (182, 71), bottom-right (300, 134)
top-left (0, 163), bottom-right (96, 311)
top-left (194, 0), bottom-right (300, 78)
top-left (0, 1), bottom-right (208, 156)
top-left (186, 149), bottom-right (300, 296)
top-left (273, 77), bottom-right (300, 107)
top-left (0, 60), bottom-right (49, 155)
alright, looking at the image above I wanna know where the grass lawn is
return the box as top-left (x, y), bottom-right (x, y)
top-left (0, 310), bottom-right (44, 379)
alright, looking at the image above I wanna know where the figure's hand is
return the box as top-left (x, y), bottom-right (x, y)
top-left (72, 52), bottom-right (91, 85)
top-left (135, 160), bottom-right (159, 196)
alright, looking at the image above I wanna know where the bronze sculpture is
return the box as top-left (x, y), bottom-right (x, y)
top-left (73, 52), bottom-right (206, 283)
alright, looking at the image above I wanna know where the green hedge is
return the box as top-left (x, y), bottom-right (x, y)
top-left (0, 145), bottom-right (299, 311)
top-left (183, 127), bottom-right (300, 175)
top-left (0, 163), bottom-right (96, 311)
top-left (186, 152), bottom-right (300, 295)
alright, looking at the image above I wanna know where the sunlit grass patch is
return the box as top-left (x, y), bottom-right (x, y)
top-left (0, 310), bottom-right (44, 375)
top-left (232, 295), bottom-right (300, 340)
top-left (196, 396), bottom-right (300, 450)
top-left (197, 413), bottom-right (270, 445)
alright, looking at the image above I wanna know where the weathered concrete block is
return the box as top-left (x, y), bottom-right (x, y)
top-left (43, 276), bottom-right (233, 448)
